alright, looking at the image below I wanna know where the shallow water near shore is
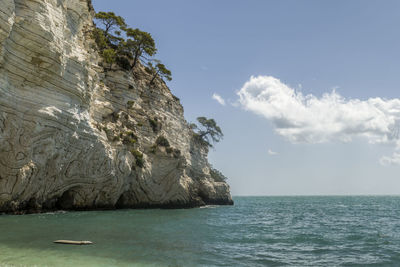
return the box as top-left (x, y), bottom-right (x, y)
top-left (1, 196), bottom-right (400, 266)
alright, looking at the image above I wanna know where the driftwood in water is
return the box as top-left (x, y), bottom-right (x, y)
top-left (54, 240), bottom-right (93, 245)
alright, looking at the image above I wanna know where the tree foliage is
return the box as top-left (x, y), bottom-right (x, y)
top-left (123, 28), bottom-right (157, 70)
top-left (145, 60), bottom-right (172, 84)
top-left (94, 12), bottom-right (126, 36)
top-left (93, 12), bottom-right (126, 69)
top-left (191, 117), bottom-right (223, 147)
top-left (209, 165), bottom-right (228, 182)
top-left (102, 48), bottom-right (116, 70)
top-left (92, 28), bottom-right (108, 50)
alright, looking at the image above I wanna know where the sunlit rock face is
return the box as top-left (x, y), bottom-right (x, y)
top-left (0, 0), bottom-right (232, 213)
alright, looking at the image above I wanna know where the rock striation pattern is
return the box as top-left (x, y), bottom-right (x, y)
top-left (0, 0), bottom-right (232, 213)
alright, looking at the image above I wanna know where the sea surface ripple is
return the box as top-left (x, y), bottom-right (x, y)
top-left (1, 196), bottom-right (400, 266)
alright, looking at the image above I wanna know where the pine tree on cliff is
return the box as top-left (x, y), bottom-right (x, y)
top-left (190, 117), bottom-right (223, 147)
top-left (122, 28), bottom-right (157, 70)
top-left (93, 12), bottom-right (171, 79)
top-left (94, 12), bottom-right (127, 69)
top-left (94, 12), bottom-right (126, 37)
top-left (145, 60), bottom-right (172, 85)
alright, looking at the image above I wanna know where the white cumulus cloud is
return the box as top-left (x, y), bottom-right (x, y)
top-left (212, 93), bottom-right (226, 106)
top-left (237, 75), bottom-right (400, 165)
top-left (380, 152), bottom-right (400, 166)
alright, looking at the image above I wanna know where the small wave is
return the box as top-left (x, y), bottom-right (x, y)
top-left (42, 210), bottom-right (67, 215)
top-left (200, 205), bottom-right (219, 209)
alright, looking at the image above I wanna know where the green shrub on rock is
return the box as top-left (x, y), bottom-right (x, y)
top-left (210, 166), bottom-right (227, 182)
top-left (130, 149), bottom-right (144, 168)
top-left (122, 131), bottom-right (138, 145)
top-left (156, 136), bottom-right (170, 147)
top-left (172, 148), bottom-right (181, 158)
top-left (148, 117), bottom-right (161, 133)
top-left (127, 100), bottom-right (134, 108)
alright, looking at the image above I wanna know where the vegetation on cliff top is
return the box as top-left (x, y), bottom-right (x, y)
top-left (94, 12), bottom-right (224, 151)
top-left (93, 11), bottom-right (171, 84)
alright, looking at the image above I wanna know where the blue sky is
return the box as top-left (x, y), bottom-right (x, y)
top-left (93, 0), bottom-right (400, 195)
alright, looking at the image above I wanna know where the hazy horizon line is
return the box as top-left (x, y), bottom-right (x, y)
top-left (233, 194), bottom-right (400, 197)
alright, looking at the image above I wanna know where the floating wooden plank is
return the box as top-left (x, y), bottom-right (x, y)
top-left (54, 240), bottom-right (93, 245)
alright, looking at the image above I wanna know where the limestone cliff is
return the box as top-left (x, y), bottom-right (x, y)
top-left (0, 0), bottom-right (233, 213)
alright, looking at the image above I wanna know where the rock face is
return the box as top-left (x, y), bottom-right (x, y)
top-left (0, 0), bottom-right (232, 213)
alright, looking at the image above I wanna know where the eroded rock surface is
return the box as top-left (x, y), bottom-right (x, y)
top-left (0, 0), bottom-right (232, 213)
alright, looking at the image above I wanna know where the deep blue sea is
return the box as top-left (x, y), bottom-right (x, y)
top-left (1, 196), bottom-right (400, 266)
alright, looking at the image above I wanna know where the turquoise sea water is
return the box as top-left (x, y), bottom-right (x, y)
top-left (1, 196), bottom-right (400, 266)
